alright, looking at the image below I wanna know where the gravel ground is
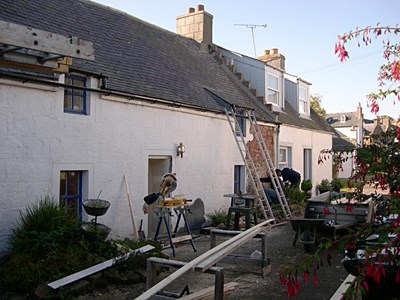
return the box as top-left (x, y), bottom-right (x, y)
top-left (74, 222), bottom-right (349, 300)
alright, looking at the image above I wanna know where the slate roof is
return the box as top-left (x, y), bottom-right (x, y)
top-left (325, 112), bottom-right (359, 128)
top-left (278, 100), bottom-right (335, 133)
top-left (0, 0), bottom-right (276, 122)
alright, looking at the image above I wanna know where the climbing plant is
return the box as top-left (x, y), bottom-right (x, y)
top-left (280, 25), bottom-right (400, 299)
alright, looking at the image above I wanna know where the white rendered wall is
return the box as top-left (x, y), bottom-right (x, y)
top-left (0, 78), bottom-right (245, 253)
top-left (336, 127), bottom-right (357, 142)
top-left (336, 152), bottom-right (354, 179)
top-left (279, 124), bottom-right (333, 195)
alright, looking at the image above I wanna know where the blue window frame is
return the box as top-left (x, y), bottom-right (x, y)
top-left (60, 171), bottom-right (83, 219)
top-left (64, 75), bottom-right (87, 114)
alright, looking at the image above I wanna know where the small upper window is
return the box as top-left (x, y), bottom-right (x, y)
top-left (279, 146), bottom-right (292, 169)
top-left (299, 87), bottom-right (308, 114)
top-left (235, 109), bottom-right (246, 137)
top-left (267, 74), bottom-right (279, 105)
top-left (64, 75), bottom-right (87, 114)
top-left (341, 115), bottom-right (347, 122)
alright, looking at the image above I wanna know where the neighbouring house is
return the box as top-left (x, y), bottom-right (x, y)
top-left (326, 103), bottom-right (366, 147)
top-left (326, 104), bottom-right (368, 178)
top-left (363, 115), bottom-right (398, 145)
top-left (0, 1), bottom-right (279, 255)
top-left (325, 105), bottom-right (400, 178)
top-left (214, 47), bottom-right (334, 194)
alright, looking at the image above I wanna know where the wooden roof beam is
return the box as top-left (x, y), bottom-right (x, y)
top-left (0, 20), bottom-right (94, 61)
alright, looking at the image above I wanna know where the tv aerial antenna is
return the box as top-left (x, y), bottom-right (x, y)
top-left (234, 24), bottom-right (267, 57)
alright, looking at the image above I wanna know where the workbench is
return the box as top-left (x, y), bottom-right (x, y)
top-left (153, 204), bottom-right (197, 257)
top-left (209, 228), bottom-right (271, 277)
top-left (224, 193), bottom-right (258, 230)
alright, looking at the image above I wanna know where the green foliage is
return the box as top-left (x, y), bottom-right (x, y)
top-left (330, 178), bottom-right (343, 192)
top-left (206, 208), bottom-right (227, 226)
top-left (8, 196), bottom-right (82, 257)
top-left (286, 186), bottom-right (306, 206)
top-left (317, 179), bottom-right (331, 193)
top-left (310, 94), bottom-right (326, 118)
top-left (301, 179), bottom-right (313, 192)
top-left (0, 196), bottom-right (158, 295)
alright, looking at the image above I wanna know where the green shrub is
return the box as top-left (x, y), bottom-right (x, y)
top-left (317, 179), bottom-right (331, 193)
top-left (330, 178), bottom-right (343, 192)
top-left (286, 186), bottom-right (306, 206)
top-left (8, 196), bottom-right (82, 257)
top-left (301, 179), bottom-right (313, 192)
top-left (206, 209), bottom-right (227, 226)
top-left (0, 196), bottom-right (163, 296)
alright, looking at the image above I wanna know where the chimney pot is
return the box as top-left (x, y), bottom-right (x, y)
top-left (271, 48), bottom-right (278, 54)
top-left (177, 4), bottom-right (213, 44)
top-left (263, 49), bottom-right (270, 55)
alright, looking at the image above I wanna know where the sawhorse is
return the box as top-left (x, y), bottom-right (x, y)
top-left (153, 204), bottom-right (197, 257)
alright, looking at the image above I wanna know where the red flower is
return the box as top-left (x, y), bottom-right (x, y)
top-left (279, 273), bottom-right (287, 285)
top-left (323, 206), bottom-right (331, 214)
top-left (334, 39), bottom-right (349, 62)
top-left (313, 269), bottom-right (318, 287)
top-left (361, 278), bottom-right (369, 293)
top-left (369, 100), bottom-right (380, 114)
top-left (391, 60), bottom-right (400, 80)
top-left (345, 204), bottom-right (353, 212)
top-left (303, 270), bottom-right (310, 283)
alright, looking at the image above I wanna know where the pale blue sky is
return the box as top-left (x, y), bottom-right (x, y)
top-left (92, 0), bottom-right (400, 120)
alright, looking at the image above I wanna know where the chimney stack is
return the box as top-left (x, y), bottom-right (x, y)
top-left (258, 48), bottom-right (286, 70)
top-left (176, 4), bottom-right (213, 45)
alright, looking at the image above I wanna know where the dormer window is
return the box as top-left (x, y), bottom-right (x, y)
top-left (299, 86), bottom-right (308, 114)
top-left (267, 74), bottom-right (279, 105)
top-left (341, 115), bottom-right (346, 122)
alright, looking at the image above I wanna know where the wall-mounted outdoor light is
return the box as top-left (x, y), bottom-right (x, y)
top-left (177, 142), bottom-right (185, 158)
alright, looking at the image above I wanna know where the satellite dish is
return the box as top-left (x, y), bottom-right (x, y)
top-left (143, 173), bottom-right (177, 205)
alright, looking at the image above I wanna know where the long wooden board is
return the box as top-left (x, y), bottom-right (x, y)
top-left (47, 245), bottom-right (154, 289)
top-left (180, 282), bottom-right (239, 300)
top-left (136, 218), bottom-right (274, 300)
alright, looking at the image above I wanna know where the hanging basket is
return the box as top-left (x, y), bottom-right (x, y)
top-left (81, 222), bottom-right (111, 241)
top-left (83, 199), bottom-right (110, 216)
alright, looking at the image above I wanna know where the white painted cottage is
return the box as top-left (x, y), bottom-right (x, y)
top-left (0, 1), bottom-right (280, 255)
top-left (0, 1), bottom-right (333, 255)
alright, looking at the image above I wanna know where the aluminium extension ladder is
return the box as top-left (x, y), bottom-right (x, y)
top-left (224, 107), bottom-right (292, 221)
top-left (246, 110), bottom-right (292, 219)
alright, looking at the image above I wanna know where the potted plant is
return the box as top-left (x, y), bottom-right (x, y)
top-left (330, 178), bottom-right (342, 193)
top-left (301, 179), bottom-right (313, 199)
top-left (317, 179), bottom-right (330, 194)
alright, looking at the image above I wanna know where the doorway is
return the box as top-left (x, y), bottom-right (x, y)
top-left (147, 156), bottom-right (172, 238)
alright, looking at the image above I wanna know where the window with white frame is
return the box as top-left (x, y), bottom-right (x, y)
top-left (303, 149), bottom-right (312, 180)
top-left (279, 146), bottom-right (292, 169)
top-left (299, 86), bottom-right (308, 114)
top-left (267, 74), bottom-right (279, 105)
top-left (64, 75), bottom-right (87, 114)
top-left (234, 165), bottom-right (245, 194)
